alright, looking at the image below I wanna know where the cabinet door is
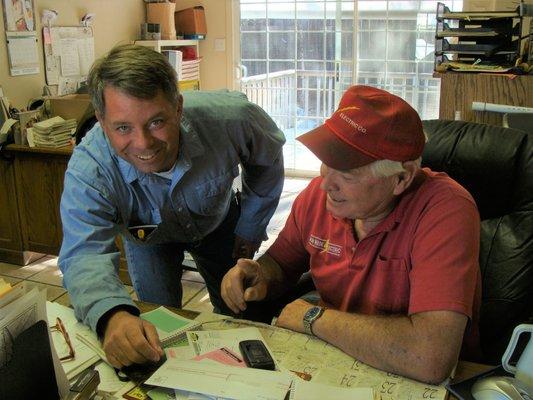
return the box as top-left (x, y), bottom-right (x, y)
top-left (15, 153), bottom-right (69, 255)
top-left (0, 157), bottom-right (25, 262)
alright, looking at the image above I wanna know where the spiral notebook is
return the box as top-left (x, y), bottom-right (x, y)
top-left (140, 306), bottom-right (203, 347)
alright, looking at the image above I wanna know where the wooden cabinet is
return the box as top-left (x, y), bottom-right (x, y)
top-left (10, 146), bottom-right (70, 256)
top-left (439, 73), bottom-right (533, 126)
top-left (0, 146), bottom-right (69, 264)
top-left (0, 155), bottom-right (25, 264)
top-left (0, 145), bottom-right (129, 283)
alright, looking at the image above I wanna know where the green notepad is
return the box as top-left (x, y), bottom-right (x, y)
top-left (140, 306), bottom-right (202, 347)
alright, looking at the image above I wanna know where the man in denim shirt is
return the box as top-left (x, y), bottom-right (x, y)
top-left (58, 44), bottom-right (285, 368)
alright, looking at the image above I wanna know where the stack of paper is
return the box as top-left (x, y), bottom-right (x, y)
top-left (140, 306), bottom-right (202, 347)
top-left (28, 115), bottom-right (76, 148)
top-left (181, 58), bottom-right (201, 81)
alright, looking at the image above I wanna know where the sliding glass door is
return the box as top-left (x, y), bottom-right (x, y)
top-left (238, 0), bottom-right (463, 174)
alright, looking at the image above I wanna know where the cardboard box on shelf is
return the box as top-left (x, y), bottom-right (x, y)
top-left (48, 94), bottom-right (92, 122)
top-left (175, 6), bottom-right (207, 37)
top-left (147, 2), bottom-right (176, 40)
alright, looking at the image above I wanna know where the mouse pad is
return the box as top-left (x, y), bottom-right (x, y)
top-left (446, 365), bottom-right (512, 400)
top-left (119, 354), bottom-right (167, 384)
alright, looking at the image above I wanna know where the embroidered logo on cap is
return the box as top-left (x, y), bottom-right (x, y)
top-left (335, 106), bottom-right (367, 135)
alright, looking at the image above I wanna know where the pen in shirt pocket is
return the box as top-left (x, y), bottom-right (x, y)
top-left (127, 224), bottom-right (157, 241)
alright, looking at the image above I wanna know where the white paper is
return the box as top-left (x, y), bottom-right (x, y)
top-left (0, 118), bottom-right (18, 135)
top-left (203, 318), bottom-right (448, 400)
top-left (60, 38), bottom-right (81, 76)
top-left (187, 327), bottom-right (267, 358)
top-left (46, 301), bottom-right (100, 379)
top-left (94, 360), bottom-right (131, 393)
top-left (290, 380), bottom-right (374, 400)
top-left (78, 37), bottom-right (95, 76)
top-left (58, 76), bottom-right (78, 96)
top-left (146, 360), bottom-right (292, 400)
top-left (6, 34), bottom-right (39, 75)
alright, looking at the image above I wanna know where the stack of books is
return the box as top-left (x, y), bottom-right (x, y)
top-left (28, 115), bottom-right (76, 148)
top-left (163, 50), bottom-right (183, 80)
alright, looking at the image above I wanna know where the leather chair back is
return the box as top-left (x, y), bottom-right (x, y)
top-left (422, 119), bottom-right (533, 364)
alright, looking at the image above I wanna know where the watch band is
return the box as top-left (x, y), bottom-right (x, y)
top-left (303, 306), bottom-right (325, 336)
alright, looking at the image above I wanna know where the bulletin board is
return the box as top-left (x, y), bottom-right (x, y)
top-left (42, 26), bottom-right (95, 95)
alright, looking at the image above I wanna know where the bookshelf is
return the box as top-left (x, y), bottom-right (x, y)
top-left (135, 39), bottom-right (201, 90)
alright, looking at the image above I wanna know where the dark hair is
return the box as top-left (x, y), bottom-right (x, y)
top-left (87, 44), bottom-right (179, 116)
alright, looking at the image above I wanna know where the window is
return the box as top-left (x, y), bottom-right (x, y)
top-left (239, 0), bottom-right (463, 174)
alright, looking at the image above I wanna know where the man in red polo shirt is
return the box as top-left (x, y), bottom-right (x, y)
top-left (221, 85), bottom-right (481, 384)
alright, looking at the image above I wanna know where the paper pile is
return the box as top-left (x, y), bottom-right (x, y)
top-left (181, 58), bottom-right (201, 81)
top-left (28, 115), bottom-right (76, 148)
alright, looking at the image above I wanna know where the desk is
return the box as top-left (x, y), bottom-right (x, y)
top-left (135, 301), bottom-right (493, 400)
top-left (0, 144), bottom-right (131, 283)
top-left (439, 73), bottom-right (533, 126)
top-left (0, 144), bottom-right (71, 264)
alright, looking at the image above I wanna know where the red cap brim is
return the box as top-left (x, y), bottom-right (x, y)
top-left (297, 124), bottom-right (377, 171)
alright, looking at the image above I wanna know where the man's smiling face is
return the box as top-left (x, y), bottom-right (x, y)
top-left (97, 86), bottom-right (183, 173)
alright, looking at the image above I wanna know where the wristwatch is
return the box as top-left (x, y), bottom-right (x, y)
top-left (303, 306), bottom-right (325, 336)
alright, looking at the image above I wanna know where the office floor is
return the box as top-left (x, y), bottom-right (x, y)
top-left (0, 177), bottom-right (310, 314)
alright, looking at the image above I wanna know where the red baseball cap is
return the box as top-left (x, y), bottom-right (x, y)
top-left (297, 85), bottom-right (425, 170)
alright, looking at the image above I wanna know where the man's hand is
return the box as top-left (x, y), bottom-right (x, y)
top-left (221, 258), bottom-right (268, 313)
top-left (102, 310), bottom-right (164, 369)
top-left (232, 235), bottom-right (260, 260)
top-left (275, 299), bottom-right (313, 333)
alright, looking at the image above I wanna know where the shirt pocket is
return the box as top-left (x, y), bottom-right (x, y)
top-left (186, 167), bottom-right (238, 216)
top-left (370, 257), bottom-right (410, 314)
top-left (121, 224), bottom-right (161, 246)
top-left (121, 209), bottom-right (163, 245)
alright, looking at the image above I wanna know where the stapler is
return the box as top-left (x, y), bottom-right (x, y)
top-left (68, 369), bottom-right (100, 400)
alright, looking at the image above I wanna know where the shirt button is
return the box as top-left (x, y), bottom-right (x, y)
top-left (352, 247), bottom-right (356, 252)
top-left (186, 224), bottom-right (191, 228)
top-left (178, 207), bottom-right (183, 212)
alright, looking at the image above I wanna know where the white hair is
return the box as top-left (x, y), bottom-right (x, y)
top-left (369, 130), bottom-right (427, 177)
top-left (369, 157), bottom-right (422, 178)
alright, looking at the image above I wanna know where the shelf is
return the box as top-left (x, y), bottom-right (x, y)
top-left (434, 2), bottom-right (524, 72)
top-left (135, 39), bottom-right (199, 52)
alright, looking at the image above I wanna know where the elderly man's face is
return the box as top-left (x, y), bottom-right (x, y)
top-left (97, 87), bottom-right (183, 174)
top-left (319, 163), bottom-right (398, 221)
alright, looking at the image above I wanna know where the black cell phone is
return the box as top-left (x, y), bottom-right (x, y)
top-left (118, 354), bottom-right (167, 383)
top-left (238, 340), bottom-right (276, 371)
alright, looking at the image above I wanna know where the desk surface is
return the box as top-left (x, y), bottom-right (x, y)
top-left (5, 143), bottom-right (73, 155)
top-left (136, 301), bottom-right (494, 400)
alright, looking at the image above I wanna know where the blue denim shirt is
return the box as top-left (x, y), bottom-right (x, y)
top-left (58, 90), bottom-right (285, 331)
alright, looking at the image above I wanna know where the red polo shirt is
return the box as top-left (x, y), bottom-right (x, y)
top-left (268, 168), bottom-right (481, 359)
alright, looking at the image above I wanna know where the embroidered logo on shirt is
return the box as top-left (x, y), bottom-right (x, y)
top-left (308, 235), bottom-right (342, 256)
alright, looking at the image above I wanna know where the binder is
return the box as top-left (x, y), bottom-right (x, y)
top-left (0, 320), bottom-right (60, 400)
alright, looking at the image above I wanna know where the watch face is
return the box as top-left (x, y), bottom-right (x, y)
top-left (304, 306), bottom-right (324, 335)
top-left (306, 307), bottom-right (321, 319)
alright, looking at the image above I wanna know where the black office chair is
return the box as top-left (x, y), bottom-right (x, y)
top-left (421, 119), bottom-right (533, 365)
